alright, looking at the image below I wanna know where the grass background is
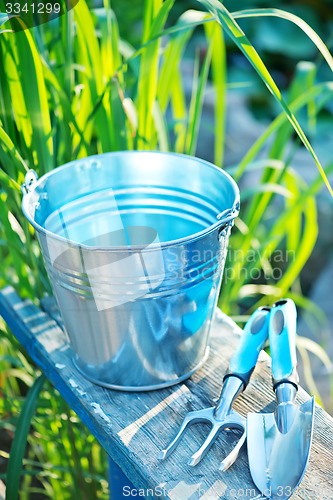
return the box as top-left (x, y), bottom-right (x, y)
top-left (0, 0), bottom-right (333, 497)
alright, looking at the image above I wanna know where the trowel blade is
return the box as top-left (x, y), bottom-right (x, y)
top-left (247, 397), bottom-right (315, 500)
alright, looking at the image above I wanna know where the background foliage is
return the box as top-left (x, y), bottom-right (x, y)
top-left (0, 0), bottom-right (332, 497)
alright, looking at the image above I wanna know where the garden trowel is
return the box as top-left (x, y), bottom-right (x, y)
top-left (247, 299), bottom-right (315, 500)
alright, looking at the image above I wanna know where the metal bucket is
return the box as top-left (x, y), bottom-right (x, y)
top-left (21, 151), bottom-right (239, 391)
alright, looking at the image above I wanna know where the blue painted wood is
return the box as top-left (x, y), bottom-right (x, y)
top-left (108, 455), bottom-right (135, 499)
top-left (0, 286), bottom-right (332, 500)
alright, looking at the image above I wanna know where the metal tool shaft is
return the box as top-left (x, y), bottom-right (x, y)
top-left (214, 377), bottom-right (244, 421)
top-left (275, 382), bottom-right (298, 434)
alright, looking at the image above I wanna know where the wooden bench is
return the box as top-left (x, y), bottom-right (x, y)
top-left (1, 285), bottom-right (332, 499)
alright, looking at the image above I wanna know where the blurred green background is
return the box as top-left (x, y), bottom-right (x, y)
top-left (0, 0), bottom-right (332, 498)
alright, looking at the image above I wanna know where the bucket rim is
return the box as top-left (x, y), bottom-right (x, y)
top-left (21, 151), bottom-right (240, 252)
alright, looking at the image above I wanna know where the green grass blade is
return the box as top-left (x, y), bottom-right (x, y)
top-left (156, 10), bottom-right (207, 152)
top-left (137, 0), bottom-right (175, 149)
top-left (275, 192), bottom-right (318, 296)
top-left (100, 3), bottom-right (121, 78)
top-left (197, 0), bottom-right (333, 196)
top-left (170, 71), bottom-right (187, 153)
top-left (5, 25), bottom-right (53, 174)
top-left (152, 100), bottom-right (169, 151)
top-left (0, 43), bottom-right (16, 140)
top-left (287, 293), bottom-right (327, 325)
top-left (284, 168), bottom-right (302, 261)
top-left (1, 37), bottom-right (33, 162)
top-left (0, 193), bottom-right (33, 295)
top-left (42, 62), bottom-right (89, 157)
top-left (204, 19), bottom-right (226, 167)
top-left (269, 162), bottom-right (333, 251)
top-left (223, 160), bottom-right (333, 306)
top-left (157, 10), bottom-right (196, 112)
top-left (270, 62), bottom-right (317, 160)
top-left (185, 43), bottom-right (213, 156)
top-left (235, 81), bottom-right (333, 179)
top-left (73, 0), bottom-right (113, 153)
top-left (88, 11), bottom-right (213, 141)
top-left (297, 341), bottom-right (324, 407)
top-left (232, 8), bottom-right (333, 73)
top-left (136, 38), bottom-right (160, 148)
top-left (0, 168), bottom-right (20, 191)
top-left (244, 63), bottom-right (318, 231)
top-left (99, 3), bottom-right (127, 152)
top-left (240, 182), bottom-right (292, 201)
top-left (0, 125), bottom-right (29, 173)
top-left (292, 62), bottom-right (317, 134)
top-left (142, 0), bottom-right (162, 44)
top-left (298, 336), bottom-right (332, 372)
top-left (6, 374), bottom-right (45, 500)
top-left (62, 9), bottom-right (74, 98)
top-left (113, 14), bottom-right (211, 79)
top-left (226, 159), bottom-right (285, 176)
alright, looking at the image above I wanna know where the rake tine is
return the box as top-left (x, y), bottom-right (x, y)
top-left (219, 430), bottom-right (246, 471)
top-left (188, 425), bottom-right (220, 467)
top-left (158, 414), bottom-right (192, 461)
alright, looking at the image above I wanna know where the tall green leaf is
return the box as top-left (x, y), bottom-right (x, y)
top-left (6, 374), bottom-right (45, 500)
top-left (3, 24), bottom-right (53, 174)
top-left (204, 19), bottom-right (226, 167)
top-left (137, 0), bottom-right (175, 149)
top-left (232, 8), bottom-right (333, 73)
top-left (198, 0), bottom-right (333, 197)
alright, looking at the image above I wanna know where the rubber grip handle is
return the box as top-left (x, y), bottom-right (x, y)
top-left (269, 298), bottom-right (299, 390)
top-left (225, 306), bottom-right (270, 388)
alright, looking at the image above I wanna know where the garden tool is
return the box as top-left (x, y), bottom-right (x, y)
top-left (247, 299), bottom-right (315, 500)
top-left (158, 305), bottom-right (271, 470)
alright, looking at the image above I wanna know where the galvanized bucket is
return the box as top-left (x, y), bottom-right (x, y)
top-left (21, 151), bottom-right (239, 391)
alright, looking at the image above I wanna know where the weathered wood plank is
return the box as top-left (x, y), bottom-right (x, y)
top-left (1, 286), bottom-right (333, 500)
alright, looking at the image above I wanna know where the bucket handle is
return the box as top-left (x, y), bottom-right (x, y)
top-left (216, 202), bottom-right (240, 226)
top-left (21, 170), bottom-right (39, 195)
top-left (216, 202), bottom-right (239, 241)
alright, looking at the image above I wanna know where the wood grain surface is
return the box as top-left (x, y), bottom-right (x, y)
top-left (0, 286), bottom-right (332, 500)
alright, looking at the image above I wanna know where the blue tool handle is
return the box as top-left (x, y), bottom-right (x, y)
top-left (269, 298), bottom-right (299, 391)
top-left (224, 306), bottom-right (270, 389)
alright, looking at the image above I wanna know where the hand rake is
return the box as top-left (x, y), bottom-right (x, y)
top-left (158, 306), bottom-right (271, 470)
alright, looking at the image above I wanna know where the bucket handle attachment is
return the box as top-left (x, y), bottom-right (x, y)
top-left (217, 202), bottom-right (240, 226)
top-left (217, 202), bottom-right (240, 240)
top-left (21, 170), bottom-right (39, 195)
